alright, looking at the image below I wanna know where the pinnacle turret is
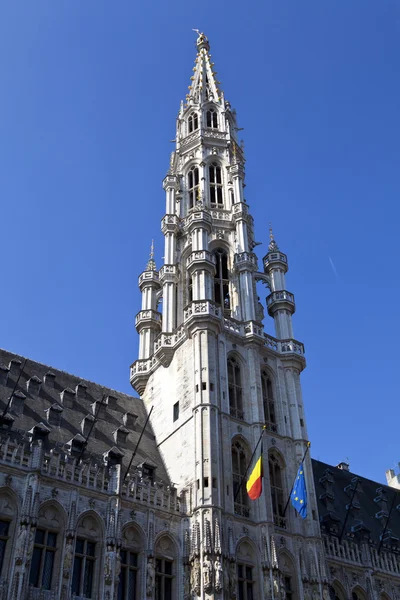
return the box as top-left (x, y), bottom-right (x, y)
top-left (146, 240), bottom-right (156, 272)
top-left (186, 31), bottom-right (223, 106)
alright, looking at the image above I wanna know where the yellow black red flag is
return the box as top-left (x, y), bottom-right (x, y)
top-left (246, 442), bottom-right (263, 500)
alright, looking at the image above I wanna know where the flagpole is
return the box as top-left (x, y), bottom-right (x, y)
top-left (282, 441), bottom-right (310, 517)
top-left (233, 426), bottom-right (266, 503)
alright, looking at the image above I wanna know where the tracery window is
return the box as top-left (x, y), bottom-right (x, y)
top-left (228, 357), bottom-right (243, 420)
top-left (213, 249), bottom-right (230, 313)
top-left (232, 440), bottom-right (249, 517)
top-left (209, 162), bottom-right (223, 206)
top-left (0, 520), bottom-right (10, 576)
top-left (269, 453), bottom-right (286, 528)
top-left (72, 538), bottom-right (96, 598)
top-left (154, 535), bottom-right (176, 600)
top-left (206, 108), bottom-right (218, 128)
top-left (118, 550), bottom-right (139, 600)
top-left (155, 558), bottom-right (173, 600)
top-left (29, 529), bottom-right (57, 590)
top-left (72, 514), bottom-right (101, 599)
top-left (261, 372), bottom-right (276, 432)
top-left (237, 563), bottom-right (255, 600)
top-left (188, 113), bottom-right (198, 134)
top-left (188, 166), bottom-right (199, 209)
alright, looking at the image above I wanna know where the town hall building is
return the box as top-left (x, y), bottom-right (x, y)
top-left (0, 32), bottom-right (398, 600)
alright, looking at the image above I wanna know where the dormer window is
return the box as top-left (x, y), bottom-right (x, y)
top-left (206, 108), bottom-right (218, 128)
top-left (209, 162), bottom-right (223, 206)
top-left (141, 463), bottom-right (155, 483)
top-left (188, 166), bottom-right (199, 209)
top-left (46, 404), bottom-right (63, 427)
top-left (188, 112), bottom-right (198, 134)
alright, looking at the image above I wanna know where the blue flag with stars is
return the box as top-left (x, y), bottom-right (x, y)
top-left (291, 463), bottom-right (307, 519)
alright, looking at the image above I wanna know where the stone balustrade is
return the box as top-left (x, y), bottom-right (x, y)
top-left (183, 300), bottom-right (221, 322)
top-left (186, 250), bottom-right (216, 270)
top-left (121, 474), bottom-right (181, 514)
top-left (266, 290), bottom-right (294, 307)
top-left (161, 214), bottom-right (180, 234)
top-left (135, 310), bottom-right (162, 328)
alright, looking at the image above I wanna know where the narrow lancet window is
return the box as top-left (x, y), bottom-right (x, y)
top-left (188, 166), bottom-right (199, 209)
top-left (206, 108), bottom-right (218, 128)
top-left (188, 113), bottom-right (198, 134)
top-left (209, 163), bottom-right (223, 206)
top-left (213, 249), bottom-right (230, 312)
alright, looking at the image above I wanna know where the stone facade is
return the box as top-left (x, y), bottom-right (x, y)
top-left (0, 31), bottom-right (399, 600)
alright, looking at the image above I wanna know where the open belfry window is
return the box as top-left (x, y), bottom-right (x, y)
top-left (213, 249), bottom-right (230, 312)
top-left (232, 440), bottom-right (250, 517)
top-left (188, 112), bottom-right (198, 133)
top-left (187, 166), bottom-right (199, 209)
top-left (209, 162), bottom-right (223, 206)
top-left (269, 452), bottom-right (286, 529)
top-left (261, 371), bottom-right (277, 432)
top-left (227, 356), bottom-right (243, 420)
top-left (206, 108), bottom-right (218, 128)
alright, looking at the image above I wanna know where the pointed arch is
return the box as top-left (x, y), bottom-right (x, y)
top-left (279, 550), bottom-right (298, 600)
top-left (231, 436), bottom-right (251, 518)
top-left (209, 161), bottom-right (223, 206)
top-left (380, 593), bottom-right (392, 600)
top-left (188, 112), bottom-right (198, 134)
top-left (352, 586), bottom-right (368, 600)
top-left (268, 449), bottom-right (287, 529)
top-left (72, 510), bottom-right (104, 599)
top-left (236, 538), bottom-right (259, 600)
top-left (28, 500), bottom-right (67, 593)
top-left (227, 353), bottom-right (244, 420)
top-left (261, 368), bottom-right (277, 432)
top-left (206, 107), bottom-right (218, 129)
top-left (212, 247), bottom-right (230, 313)
top-left (331, 580), bottom-right (346, 600)
top-left (0, 486), bottom-right (19, 583)
top-left (154, 533), bottom-right (178, 600)
top-left (119, 523), bottom-right (146, 600)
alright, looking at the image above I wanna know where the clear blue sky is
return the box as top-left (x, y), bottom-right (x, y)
top-left (1, 1), bottom-right (399, 484)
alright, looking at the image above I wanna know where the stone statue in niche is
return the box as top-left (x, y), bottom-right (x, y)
top-left (15, 524), bottom-right (28, 564)
top-left (229, 561), bottom-right (237, 598)
top-left (263, 570), bottom-right (271, 598)
top-left (63, 537), bottom-right (74, 577)
top-left (203, 555), bottom-right (212, 591)
top-left (214, 557), bottom-right (222, 592)
top-left (191, 557), bottom-right (201, 595)
top-left (146, 557), bottom-right (155, 597)
top-left (256, 296), bottom-right (265, 322)
top-left (183, 564), bottom-right (190, 599)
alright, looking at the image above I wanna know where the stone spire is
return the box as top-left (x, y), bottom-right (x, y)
top-left (146, 240), bottom-right (156, 272)
top-left (186, 31), bottom-right (223, 106)
top-left (268, 223), bottom-right (279, 252)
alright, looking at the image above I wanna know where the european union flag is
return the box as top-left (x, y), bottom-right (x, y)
top-left (291, 463), bottom-right (307, 519)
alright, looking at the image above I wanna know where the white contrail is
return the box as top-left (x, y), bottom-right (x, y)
top-left (329, 256), bottom-right (339, 277)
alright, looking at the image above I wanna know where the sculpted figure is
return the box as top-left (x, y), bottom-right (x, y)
top-left (104, 546), bottom-right (115, 581)
top-left (183, 564), bottom-right (190, 598)
top-left (115, 552), bottom-right (122, 581)
top-left (229, 561), bottom-right (237, 598)
top-left (146, 557), bottom-right (155, 597)
top-left (63, 538), bottom-right (74, 576)
top-left (25, 528), bottom-right (35, 563)
top-left (303, 584), bottom-right (311, 600)
top-left (312, 588), bottom-right (319, 600)
top-left (214, 558), bottom-right (222, 592)
top-left (203, 556), bottom-right (212, 590)
top-left (191, 558), bottom-right (201, 595)
top-left (15, 524), bottom-right (28, 562)
top-left (263, 570), bottom-right (271, 598)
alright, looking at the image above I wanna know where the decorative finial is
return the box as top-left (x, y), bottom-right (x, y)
top-left (146, 240), bottom-right (156, 271)
top-left (192, 29), bottom-right (210, 51)
top-left (268, 223), bottom-right (279, 252)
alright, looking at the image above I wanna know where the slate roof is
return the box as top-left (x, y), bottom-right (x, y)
top-left (0, 348), bottom-right (169, 484)
top-left (312, 459), bottom-right (400, 550)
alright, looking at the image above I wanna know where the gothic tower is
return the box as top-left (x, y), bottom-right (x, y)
top-left (131, 32), bottom-right (327, 600)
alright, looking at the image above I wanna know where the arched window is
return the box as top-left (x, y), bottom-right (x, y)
top-left (227, 356), bottom-right (243, 420)
top-left (72, 513), bottom-right (102, 599)
top-left (279, 552), bottom-right (297, 600)
top-left (155, 535), bottom-right (177, 600)
top-left (232, 440), bottom-right (249, 517)
top-left (187, 166), bottom-right (199, 209)
top-left (269, 452), bottom-right (286, 528)
top-left (332, 582), bottom-right (346, 600)
top-left (213, 249), bottom-right (230, 313)
top-left (261, 372), bottom-right (276, 432)
top-left (118, 525), bottom-right (144, 600)
top-left (0, 489), bottom-right (18, 584)
top-left (188, 113), bottom-right (198, 134)
top-left (206, 108), bottom-right (218, 128)
top-left (29, 503), bottom-right (64, 593)
top-left (352, 589), bottom-right (367, 600)
top-left (209, 162), bottom-right (223, 206)
top-left (237, 541), bottom-right (257, 599)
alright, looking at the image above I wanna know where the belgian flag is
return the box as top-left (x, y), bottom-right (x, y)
top-left (246, 442), bottom-right (263, 500)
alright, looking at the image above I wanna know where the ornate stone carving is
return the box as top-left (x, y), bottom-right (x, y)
top-left (146, 557), bottom-right (155, 597)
